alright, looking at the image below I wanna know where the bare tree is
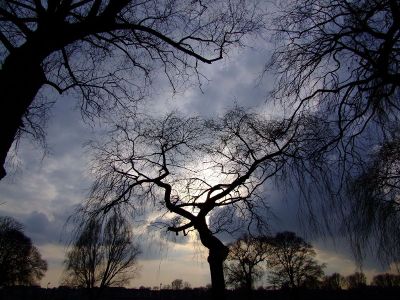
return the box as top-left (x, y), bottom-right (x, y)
top-left (345, 272), bottom-right (367, 289)
top-left (267, 232), bottom-right (325, 289)
top-left (0, 216), bottom-right (47, 287)
top-left (63, 211), bottom-right (141, 290)
top-left (84, 108), bottom-right (322, 299)
top-left (266, 0), bottom-right (400, 266)
top-left (322, 273), bottom-right (346, 290)
top-left (0, 0), bottom-right (264, 180)
top-left (268, 0), bottom-right (400, 139)
top-left (183, 281), bottom-right (192, 289)
top-left (371, 273), bottom-right (400, 287)
top-left (345, 134), bottom-right (400, 266)
top-left (224, 234), bottom-right (269, 291)
top-left (64, 218), bottom-right (101, 289)
top-left (171, 279), bottom-right (183, 290)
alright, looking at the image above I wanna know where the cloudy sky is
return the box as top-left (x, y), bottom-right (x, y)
top-left (0, 35), bottom-right (390, 288)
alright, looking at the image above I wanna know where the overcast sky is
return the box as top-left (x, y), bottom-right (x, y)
top-left (0, 37), bottom-right (391, 288)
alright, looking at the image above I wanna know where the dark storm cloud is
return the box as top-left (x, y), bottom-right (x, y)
top-left (24, 210), bottom-right (70, 245)
top-left (0, 95), bottom-right (98, 248)
top-left (0, 206), bottom-right (75, 246)
top-left (23, 211), bottom-right (57, 243)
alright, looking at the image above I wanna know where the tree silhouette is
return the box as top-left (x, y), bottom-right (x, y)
top-left (345, 272), bottom-right (367, 289)
top-left (63, 211), bottom-right (141, 290)
top-left (183, 281), bottom-right (192, 289)
top-left (224, 234), bottom-right (269, 291)
top-left (171, 279), bottom-right (183, 290)
top-left (266, 0), bottom-right (400, 266)
top-left (0, 216), bottom-right (47, 287)
top-left (322, 273), bottom-right (346, 290)
top-left (371, 273), bottom-right (400, 287)
top-left (267, 232), bottom-right (325, 289)
top-left (0, 0), bottom-right (263, 180)
top-left (268, 0), bottom-right (400, 140)
top-left (83, 108), bottom-right (322, 299)
top-left (346, 135), bottom-right (400, 266)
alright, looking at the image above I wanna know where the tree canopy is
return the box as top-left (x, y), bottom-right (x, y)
top-left (322, 273), bottom-right (346, 290)
top-left (224, 234), bottom-right (269, 290)
top-left (371, 273), bottom-right (400, 287)
top-left (0, 0), bottom-right (263, 180)
top-left (345, 272), bottom-right (367, 289)
top-left (267, 0), bottom-right (400, 266)
top-left (267, 232), bottom-right (325, 288)
top-left (268, 0), bottom-right (399, 137)
top-left (0, 216), bottom-right (47, 287)
top-left (63, 211), bottom-right (141, 289)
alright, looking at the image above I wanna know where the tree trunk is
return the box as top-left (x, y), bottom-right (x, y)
top-left (196, 222), bottom-right (229, 300)
top-left (0, 46), bottom-right (47, 179)
top-left (246, 271), bottom-right (252, 291)
top-left (208, 247), bottom-right (228, 299)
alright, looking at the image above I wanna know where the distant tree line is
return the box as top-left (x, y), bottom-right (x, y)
top-left (224, 231), bottom-right (400, 291)
top-left (224, 231), bottom-right (325, 291)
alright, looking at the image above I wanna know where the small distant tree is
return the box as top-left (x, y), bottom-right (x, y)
top-left (346, 272), bottom-right (367, 289)
top-left (0, 216), bottom-right (47, 287)
top-left (371, 273), bottom-right (400, 288)
top-left (63, 212), bottom-right (141, 289)
top-left (224, 235), bottom-right (270, 291)
top-left (163, 284), bottom-right (171, 290)
top-left (322, 273), bottom-right (346, 290)
top-left (183, 281), bottom-right (192, 290)
top-left (267, 232), bottom-right (325, 288)
top-left (171, 279), bottom-right (183, 290)
top-left (302, 276), bottom-right (323, 289)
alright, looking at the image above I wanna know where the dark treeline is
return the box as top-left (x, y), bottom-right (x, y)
top-left (1, 286), bottom-right (399, 300)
